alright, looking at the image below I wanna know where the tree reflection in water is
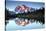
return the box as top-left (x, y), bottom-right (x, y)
top-left (5, 20), bottom-right (9, 31)
top-left (5, 20), bottom-right (9, 26)
top-left (5, 17), bottom-right (44, 27)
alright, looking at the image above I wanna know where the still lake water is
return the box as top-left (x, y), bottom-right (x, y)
top-left (6, 18), bottom-right (45, 31)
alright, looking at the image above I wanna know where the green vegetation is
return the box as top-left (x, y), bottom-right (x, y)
top-left (5, 7), bottom-right (45, 24)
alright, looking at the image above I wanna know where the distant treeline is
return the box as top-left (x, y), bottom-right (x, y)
top-left (5, 7), bottom-right (45, 24)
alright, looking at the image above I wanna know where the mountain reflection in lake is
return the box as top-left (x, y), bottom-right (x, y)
top-left (6, 18), bottom-right (45, 31)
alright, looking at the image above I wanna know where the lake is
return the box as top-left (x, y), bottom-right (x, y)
top-left (6, 18), bottom-right (45, 31)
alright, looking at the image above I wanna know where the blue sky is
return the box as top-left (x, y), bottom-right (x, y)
top-left (6, 0), bottom-right (44, 2)
top-left (6, 1), bottom-right (44, 11)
